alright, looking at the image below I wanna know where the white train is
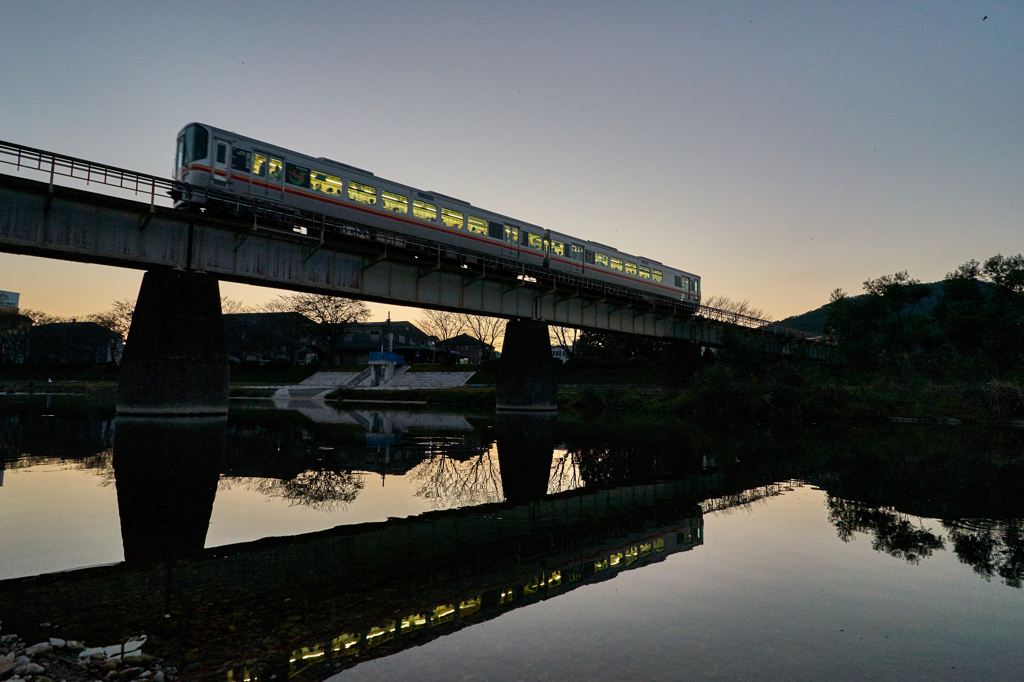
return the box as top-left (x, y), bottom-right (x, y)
top-left (173, 122), bottom-right (700, 306)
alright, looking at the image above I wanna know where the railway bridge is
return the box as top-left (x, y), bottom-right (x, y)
top-left (0, 141), bottom-right (825, 413)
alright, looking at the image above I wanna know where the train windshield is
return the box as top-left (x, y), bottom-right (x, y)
top-left (176, 125), bottom-right (209, 168)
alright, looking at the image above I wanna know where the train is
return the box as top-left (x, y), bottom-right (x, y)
top-left (173, 122), bottom-right (700, 306)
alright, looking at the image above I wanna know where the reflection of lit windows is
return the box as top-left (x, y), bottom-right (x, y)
top-left (442, 208), bottom-right (464, 229)
top-left (432, 604), bottom-right (456, 624)
top-left (653, 538), bottom-right (665, 552)
top-left (500, 589), bottom-right (515, 604)
top-left (332, 634), bottom-right (360, 657)
top-left (348, 181), bottom-right (377, 205)
top-left (311, 170), bottom-right (344, 196)
top-left (365, 622), bottom-right (396, 649)
top-left (523, 575), bottom-right (541, 595)
top-left (639, 543), bottom-right (652, 557)
top-left (547, 571), bottom-right (562, 588)
top-left (610, 257), bottom-right (623, 272)
top-left (595, 253), bottom-right (609, 268)
top-left (609, 552), bottom-right (623, 567)
top-left (459, 597), bottom-right (482, 617)
top-left (594, 558), bottom-right (609, 572)
top-left (382, 190), bottom-right (408, 214)
top-left (625, 546), bottom-right (639, 566)
top-left (413, 200), bottom-right (437, 221)
top-left (401, 614), bottom-right (428, 631)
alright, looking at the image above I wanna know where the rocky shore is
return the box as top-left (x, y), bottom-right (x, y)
top-left (0, 634), bottom-right (176, 682)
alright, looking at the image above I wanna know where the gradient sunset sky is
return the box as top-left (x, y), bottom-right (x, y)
top-left (1, 1), bottom-right (1021, 322)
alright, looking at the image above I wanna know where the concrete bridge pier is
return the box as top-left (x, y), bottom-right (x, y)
top-left (496, 318), bottom-right (557, 412)
top-left (117, 269), bottom-right (229, 416)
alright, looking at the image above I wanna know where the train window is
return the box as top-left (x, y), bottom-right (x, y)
top-left (571, 245), bottom-right (585, 261)
top-left (638, 265), bottom-right (651, 279)
top-left (504, 225), bottom-right (519, 244)
top-left (523, 231), bottom-right (544, 250)
top-left (383, 191), bottom-right (409, 214)
top-left (183, 125), bottom-right (208, 164)
top-left (248, 152), bottom-right (264, 176)
top-left (468, 216), bottom-right (490, 235)
top-left (311, 170), bottom-right (343, 195)
top-left (413, 200), bottom-right (437, 221)
top-left (625, 262), bottom-right (637, 276)
top-left (551, 240), bottom-right (564, 256)
top-left (585, 249), bottom-right (595, 264)
top-left (216, 143), bottom-right (227, 165)
top-left (692, 279), bottom-right (699, 292)
top-left (610, 257), bottom-right (623, 272)
top-left (269, 158), bottom-right (283, 182)
top-left (442, 208), bottom-right (464, 229)
top-left (653, 270), bottom-right (663, 282)
top-left (348, 181), bottom-right (377, 205)
top-left (488, 221), bottom-right (503, 239)
top-left (675, 275), bottom-right (683, 288)
top-left (232, 149), bottom-right (251, 172)
top-left (595, 253), bottom-right (609, 268)
top-left (285, 162), bottom-right (310, 188)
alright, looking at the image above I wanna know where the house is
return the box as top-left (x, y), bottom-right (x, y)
top-left (27, 322), bottom-right (122, 364)
top-left (337, 321), bottom-right (435, 364)
top-left (551, 345), bottom-right (573, 363)
top-left (448, 333), bottom-right (494, 364)
top-left (223, 312), bottom-right (318, 364)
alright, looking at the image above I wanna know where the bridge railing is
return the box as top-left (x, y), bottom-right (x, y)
top-left (1, 139), bottom-right (823, 343)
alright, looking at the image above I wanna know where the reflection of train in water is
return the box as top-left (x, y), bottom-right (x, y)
top-left (173, 123), bottom-right (701, 306)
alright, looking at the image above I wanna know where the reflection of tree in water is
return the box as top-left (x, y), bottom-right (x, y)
top-left (827, 496), bottom-right (944, 564)
top-left (944, 519), bottom-right (1024, 588)
top-left (411, 448), bottom-right (503, 509)
top-left (241, 469), bottom-right (366, 512)
top-left (548, 450), bottom-right (584, 494)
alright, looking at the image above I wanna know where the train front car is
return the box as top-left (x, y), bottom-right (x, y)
top-left (172, 123), bottom-right (215, 207)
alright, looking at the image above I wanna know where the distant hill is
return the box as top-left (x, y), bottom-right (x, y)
top-left (776, 282), bottom-right (945, 335)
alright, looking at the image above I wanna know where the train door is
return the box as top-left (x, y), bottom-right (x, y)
top-left (569, 243), bottom-right (585, 275)
top-left (502, 224), bottom-right (520, 259)
top-left (250, 151), bottom-right (284, 202)
top-left (212, 139), bottom-right (231, 186)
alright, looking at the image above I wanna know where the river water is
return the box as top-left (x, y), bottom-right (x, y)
top-left (1, 396), bottom-right (1022, 680)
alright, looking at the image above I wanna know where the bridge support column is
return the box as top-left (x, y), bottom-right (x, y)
top-left (117, 269), bottom-right (229, 416)
top-left (496, 318), bottom-right (557, 412)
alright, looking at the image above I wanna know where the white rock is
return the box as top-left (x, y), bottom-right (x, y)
top-left (21, 662), bottom-right (45, 674)
top-left (48, 637), bottom-right (66, 648)
top-left (24, 642), bottom-right (52, 656)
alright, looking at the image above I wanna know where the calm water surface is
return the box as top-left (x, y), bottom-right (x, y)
top-left (1, 396), bottom-right (1022, 681)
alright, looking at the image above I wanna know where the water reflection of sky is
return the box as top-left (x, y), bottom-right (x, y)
top-left (332, 486), bottom-right (1024, 682)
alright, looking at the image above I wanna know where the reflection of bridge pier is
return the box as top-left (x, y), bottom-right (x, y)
top-left (495, 412), bottom-right (556, 502)
top-left (113, 415), bottom-right (226, 562)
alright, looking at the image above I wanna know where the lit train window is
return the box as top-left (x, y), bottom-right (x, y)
top-left (610, 257), bottom-right (623, 272)
top-left (348, 181), bottom-right (377, 205)
top-left (269, 158), bottom-right (283, 182)
top-left (653, 270), bottom-right (663, 282)
top-left (382, 191), bottom-right (408, 214)
top-left (285, 162), bottom-right (310, 188)
top-left (252, 153), bottom-right (267, 177)
top-left (595, 253), bottom-right (609, 268)
top-left (232, 149), bottom-right (250, 172)
top-left (523, 231), bottom-right (544, 250)
top-left (625, 262), bottom-right (637, 276)
top-left (468, 216), bottom-right (489, 235)
top-left (311, 170), bottom-right (343, 195)
top-left (571, 244), bottom-right (585, 261)
top-left (413, 200), bottom-right (437, 221)
top-left (638, 265), bottom-right (651, 279)
top-left (504, 225), bottom-right (519, 243)
top-left (442, 208), bottom-right (464, 229)
top-left (551, 240), bottom-right (564, 256)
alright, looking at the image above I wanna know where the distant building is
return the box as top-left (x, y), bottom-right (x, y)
top-left (27, 322), bottom-right (122, 364)
top-left (338, 321), bottom-right (434, 364)
top-left (448, 333), bottom-right (494, 364)
top-left (223, 312), bottom-right (318, 364)
top-left (552, 345), bottom-right (573, 363)
top-left (0, 313), bottom-right (32, 364)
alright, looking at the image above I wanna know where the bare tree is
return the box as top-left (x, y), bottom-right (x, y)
top-left (459, 314), bottom-right (506, 359)
top-left (549, 325), bottom-right (581, 360)
top-left (417, 309), bottom-right (465, 361)
top-left (19, 309), bottom-right (71, 326)
top-left (261, 293), bottom-right (370, 363)
top-left (701, 295), bottom-right (773, 325)
top-left (88, 298), bottom-right (135, 341)
top-left (220, 296), bottom-right (252, 314)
